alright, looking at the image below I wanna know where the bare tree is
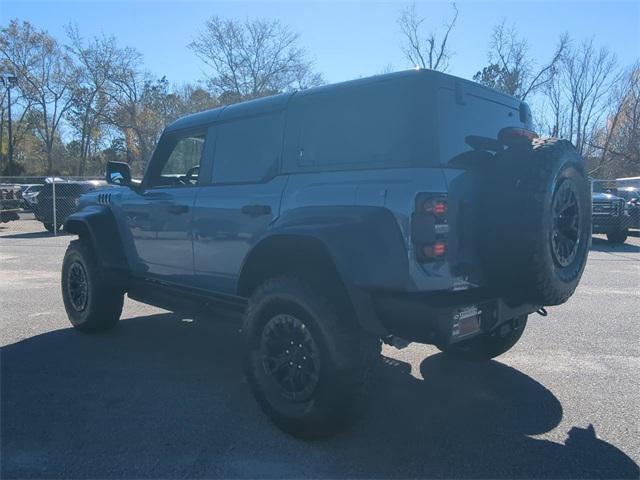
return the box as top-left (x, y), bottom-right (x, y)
top-left (65, 25), bottom-right (121, 175)
top-left (0, 81), bottom-right (35, 173)
top-left (473, 21), bottom-right (568, 100)
top-left (189, 17), bottom-right (323, 102)
top-left (103, 50), bottom-right (160, 169)
top-left (561, 39), bottom-right (619, 156)
top-left (398, 2), bottom-right (458, 72)
top-left (588, 63), bottom-right (640, 177)
top-left (0, 20), bottom-right (77, 174)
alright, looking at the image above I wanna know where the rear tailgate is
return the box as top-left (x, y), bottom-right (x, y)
top-left (436, 78), bottom-right (528, 290)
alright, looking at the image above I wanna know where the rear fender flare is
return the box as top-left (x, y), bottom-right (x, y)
top-left (238, 206), bottom-right (410, 335)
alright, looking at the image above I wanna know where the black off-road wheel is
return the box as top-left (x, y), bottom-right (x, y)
top-left (243, 276), bottom-right (380, 439)
top-left (606, 228), bottom-right (628, 244)
top-left (480, 138), bottom-right (591, 306)
top-left (44, 222), bottom-right (62, 233)
top-left (61, 239), bottom-right (124, 333)
top-left (438, 315), bottom-right (528, 361)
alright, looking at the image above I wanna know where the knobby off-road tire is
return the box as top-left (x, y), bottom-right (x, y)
top-left (61, 239), bottom-right (124, 333)
top-left (480, 138), bottom-right (591, 306)
top-left (607, 228), bottom-right (628, 244)
top-left (438, 315), bottom-right (528, 361)
top-left (243, 276), bottom-right (381, 439)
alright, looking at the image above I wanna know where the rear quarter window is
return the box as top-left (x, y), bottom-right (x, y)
top-left (283, 77), bottom-right (434, 172)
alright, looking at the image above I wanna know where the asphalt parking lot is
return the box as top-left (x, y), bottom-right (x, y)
top-left (1, 216), bottom-right (639, 479)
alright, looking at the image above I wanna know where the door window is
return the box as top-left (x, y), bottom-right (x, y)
top-left (147, 134), bottom-right (206, 187)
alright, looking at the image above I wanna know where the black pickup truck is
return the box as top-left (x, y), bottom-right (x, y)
top-left (32, 181), bottom-right (105, 232)
top-left (592, 192), bottom-right (630, 243)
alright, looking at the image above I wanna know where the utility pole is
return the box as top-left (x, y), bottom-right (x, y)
top-left (1, 75), bottom-right (17, 177)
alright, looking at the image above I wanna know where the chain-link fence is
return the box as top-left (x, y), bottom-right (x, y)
top-left (0, 176), bottom-right (105, 237)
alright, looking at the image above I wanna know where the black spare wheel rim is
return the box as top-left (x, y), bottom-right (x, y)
top-left (67, 261), bottom-right (89, 311)
top-left (551, 178), bottom-right (582, 268)
top-left (260, 313), bottom-right (320, 402)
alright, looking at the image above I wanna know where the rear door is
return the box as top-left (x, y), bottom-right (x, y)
top-left (120, 129), bottom-right (210, 285)
top-left (192, 111), bottom-right (287, 294)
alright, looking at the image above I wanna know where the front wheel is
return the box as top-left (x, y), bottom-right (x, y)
top-left (243, 276), bottom-right (380, 439)
top-left (61, 240), bottom-right (124, 333)
top-left (438, 315), bottom-right (528, 361)
top-left (607, 228), bottom-right (628, 244)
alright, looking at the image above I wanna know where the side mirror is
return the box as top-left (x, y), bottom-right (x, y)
top-left (106, 161), bottom-right (132, 186)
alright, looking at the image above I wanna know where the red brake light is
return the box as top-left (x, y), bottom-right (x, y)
top-left (498, 127), bottom-right (539, 146)
top-left (423, 242), bottom-right (446, 259)
top-left (423, 198), bottom-right (447, 216)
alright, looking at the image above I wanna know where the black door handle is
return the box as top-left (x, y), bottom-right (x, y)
top-left (168, 204), bottom-right (189, 215)
top-left (241, 204), bottom-right (272, 216)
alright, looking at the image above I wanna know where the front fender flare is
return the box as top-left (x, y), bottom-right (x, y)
top-left (64, 206), bottom-right (129, 281)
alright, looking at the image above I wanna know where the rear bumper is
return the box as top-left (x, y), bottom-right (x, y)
top-left (371, 288), bottom-right (537, 346)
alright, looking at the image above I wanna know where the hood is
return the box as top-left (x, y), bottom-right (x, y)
top-left (592, 192), bottom-right (624, 202)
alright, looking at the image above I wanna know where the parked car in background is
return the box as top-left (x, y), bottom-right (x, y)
top-left (0, 184), bottom-right (23, 223)
top-left (20, 184), bottom-right (44, 211)
top-left (32, 180), bottom-right (105, 232)
top-left (615, 187), bottom-right (640, 230)
top-left (592, 191), bottom-right (629, 243)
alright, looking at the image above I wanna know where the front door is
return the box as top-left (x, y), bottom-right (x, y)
top-left (121, 130), bottom-right (209, 285)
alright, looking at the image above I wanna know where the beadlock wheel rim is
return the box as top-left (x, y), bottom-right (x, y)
top-left (67, 261), bottom-right (89, 311)
top-left (551, 179), bottom-right (581, 268)
top-left (259, 314), bottom-right (320, 402)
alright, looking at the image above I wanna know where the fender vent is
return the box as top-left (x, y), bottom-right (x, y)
top-left (97, 193), bottom-right (112, 205)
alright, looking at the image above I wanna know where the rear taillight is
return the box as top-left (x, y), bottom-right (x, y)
top-left (412, 194), bottom-right (448, 262)
top-left (422, 197), bottom-right (447, 216)
top-left (422, 241), bottom-right (446, 259)
top-left (498, 127), bottom-right (539, 147)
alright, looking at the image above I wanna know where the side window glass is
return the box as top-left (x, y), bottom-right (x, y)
top-left (148, 134), bottom-right (205, 187)
top-left (213, 113), bottom-right (283, 184)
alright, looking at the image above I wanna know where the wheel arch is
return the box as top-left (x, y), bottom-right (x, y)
top-left (64, 206), bottom-right (129, 283)
top-left (238, 234), bottom-right (343, 298)
top-left (238, 232), bottom-right (389, 336)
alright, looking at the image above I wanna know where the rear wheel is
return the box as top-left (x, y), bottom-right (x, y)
top-left (243, 276), bottom-right (380, 439)
top-left (438, 315), bottom-right (528, 361)
top-left (607, 228), bottom-right (628, 244)
top-left (44, 222), bottom-right (62, 233)
top-left (61, 240), bottom-right (124, 333)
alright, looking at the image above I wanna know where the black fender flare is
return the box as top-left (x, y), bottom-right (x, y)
top-left (238, 206), bottom-right (410, 335)
top-left (64, 206), bottom-right (129, 283)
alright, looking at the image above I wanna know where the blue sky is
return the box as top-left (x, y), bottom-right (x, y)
top-left (2, 0), bottom-right (639, 86)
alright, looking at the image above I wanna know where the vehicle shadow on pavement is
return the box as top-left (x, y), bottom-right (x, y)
top-left (0, 230), bottom-right (70, 239)
top-left (590, 236), bottom-right (640, 253)
top-left (2, 313), bottom-right (638, 479)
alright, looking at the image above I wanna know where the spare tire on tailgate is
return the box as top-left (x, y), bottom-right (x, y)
top-left (479, 137), bottom-right (591, 306)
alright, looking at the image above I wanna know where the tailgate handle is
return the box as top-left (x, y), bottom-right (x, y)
top-left (241, 204), bottom-right (272, 216)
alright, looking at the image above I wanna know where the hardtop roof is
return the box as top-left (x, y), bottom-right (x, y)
top-left (164, 69), bottom-right (520, 133)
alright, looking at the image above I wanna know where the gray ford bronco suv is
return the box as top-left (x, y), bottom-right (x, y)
top-left (61, 70), bottom-right (591, 438)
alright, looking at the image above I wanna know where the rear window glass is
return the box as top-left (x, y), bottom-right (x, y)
top-left (437, 86), bottom-right (522, 163)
